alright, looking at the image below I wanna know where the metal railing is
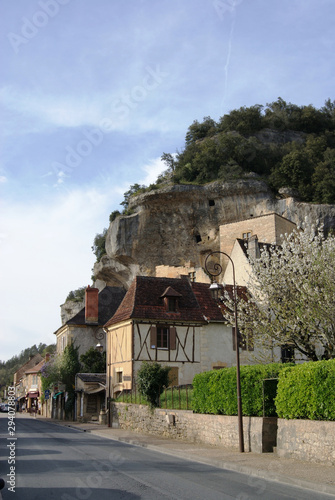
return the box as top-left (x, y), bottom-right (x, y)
top-left (116, 384), bottom-right (193, 410)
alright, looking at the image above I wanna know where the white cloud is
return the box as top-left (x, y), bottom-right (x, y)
top-left (0, 85), bottom-right (107, 129)
top-left (0, 176), bottom-right (7, 183)
top-left (0, 68), bottom-right (173, 134)
top-left (139, 157), bottom-right (167, 186)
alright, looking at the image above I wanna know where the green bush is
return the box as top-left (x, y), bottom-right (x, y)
top-left (65, 286), bottom-right (86, 303)
top-left (137, 362), bottom-right (170, 408)
top-left (193, 363), bottom-right (287, 416)
top-left (275, 359), bottom-right (335, 420)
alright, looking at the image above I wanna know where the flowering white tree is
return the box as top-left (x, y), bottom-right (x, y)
top-left (227, 220), bottom-right (335, 361)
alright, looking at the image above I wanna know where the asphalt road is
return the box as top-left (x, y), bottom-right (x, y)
top-left (0, 414), bottom-right (333, 500)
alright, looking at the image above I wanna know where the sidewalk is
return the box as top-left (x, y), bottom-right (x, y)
top-left (35, 415), bottom-right (335, 497)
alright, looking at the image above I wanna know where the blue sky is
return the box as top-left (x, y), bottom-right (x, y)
top-left (1, 0), bottom-right (334, 361)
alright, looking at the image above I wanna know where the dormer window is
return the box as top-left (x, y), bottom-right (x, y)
top-left (168, 297), bottom-right (177, 312)
top-left (160, 286), bottom-right (182, 313)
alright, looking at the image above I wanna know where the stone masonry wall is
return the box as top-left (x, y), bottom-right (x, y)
top-left (111, 403), bottom-right (276, 454)
top-left (277, 419), bottom-right (335, 465)
top-left (112, 403), bottom-right (335, 465)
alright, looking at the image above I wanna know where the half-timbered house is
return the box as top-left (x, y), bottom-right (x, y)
top-left (104, 275), bottom-right (253, 398)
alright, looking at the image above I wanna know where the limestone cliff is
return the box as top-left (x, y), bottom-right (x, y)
top-left (93, 179), bottom-right (335, 288)
top-left (60, 299), bottom-right (85, 325)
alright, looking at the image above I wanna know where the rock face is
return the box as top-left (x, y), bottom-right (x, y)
top-left (60, 299), bottom-right (84, 325)
top-left (93, 179), bottom-right (335, 288)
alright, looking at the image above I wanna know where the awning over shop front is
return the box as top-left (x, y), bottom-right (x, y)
top-left (27, 391), bottom-right (39, 398)
top-left (53, 391), bottom-right (63, 399)
top-left (85, 386), bottom-right (106, 394)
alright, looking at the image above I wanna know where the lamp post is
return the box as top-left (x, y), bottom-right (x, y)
top-left (95, 342), bottom-right (103, 353)
top-left (101, 327), bottom-right (112, 428)
top-left (205, 251), bottom-right (244, 453)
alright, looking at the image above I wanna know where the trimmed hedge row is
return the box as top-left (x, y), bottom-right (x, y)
top-left (275, 359), bottom-right (335, 420)
top-left (192, 363), bottom-right (288, 416)
top-left (192, 360), bottom-right (335, 420)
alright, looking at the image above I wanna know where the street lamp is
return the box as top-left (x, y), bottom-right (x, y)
top-left (205, 251), bottom-right (244, 453)
top-left (95, 343), bottom-right (103, 353)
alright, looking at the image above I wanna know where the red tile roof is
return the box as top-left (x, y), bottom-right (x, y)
top-left (191, 282), bottom-right (225, 321)
top-left (25, 359), bottom-right (46, 374)
top-left (104, 276), bottom-right (248, 327)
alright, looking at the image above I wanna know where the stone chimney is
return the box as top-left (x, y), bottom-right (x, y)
top-left (248, 235), bottom-right (260, 260)
top-left (45, 353), bottom-right (51, 363)
top-left (85, 285), bottom-right (99, 323)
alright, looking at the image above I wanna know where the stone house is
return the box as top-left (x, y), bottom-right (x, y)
top-left (13, 354), bottom-right (43, 412)
top-left (104, 275), bottom-right (258, 398)
top-left (220, 212), bottom-right (296, 286)
top-left (54, 285), bottom-right (126, 358)
top-left (23, 359), bottom-right (46, 413)
top-left (220, 213), bottom-right (305, 362)
top-left (51, 285), bottom-right (125, 419)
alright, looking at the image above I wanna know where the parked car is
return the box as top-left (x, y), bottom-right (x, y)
top-left (0, 403), bottom-right (9, 412)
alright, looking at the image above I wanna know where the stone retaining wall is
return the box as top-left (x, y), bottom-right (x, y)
top-left (111, 403), bottom-right (335, 465)
top-left (277, 419), bottom-right (335, 464)
top-left (111, 403), bottom-right (277, 454)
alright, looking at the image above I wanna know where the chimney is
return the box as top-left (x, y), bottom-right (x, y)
top-left (45, 353), bottom-right (50, 363)
top-left (248, 235), bottom-right (260, 260)
top-left (85, 285), bottom-right (99, 323)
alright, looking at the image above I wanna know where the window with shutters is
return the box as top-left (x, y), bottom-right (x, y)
top-left (150, 325), bottom-right (177, 350)
top-left (157, 326), bottom-right (169, 348)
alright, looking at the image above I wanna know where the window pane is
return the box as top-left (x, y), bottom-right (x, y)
top-left (168, 298), bottom-right (177, 312)
top-left (157, 327), bottom-right (169, 348)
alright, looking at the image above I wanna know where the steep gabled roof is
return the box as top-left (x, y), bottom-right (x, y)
top-left (104, 276), bottom-right (249, 327)
top-left (25, 359), bottom-right (45, 374)
top-left (66, 286), bottom-right (126, 326)
top-left (191, 282), bottom-right (248, 322)
top-left (105, 276), bottom-right (206, 327)
top-left (13, 354), bottom-right (44, 383)
top-left (191, 282), bottom-right (225, 321)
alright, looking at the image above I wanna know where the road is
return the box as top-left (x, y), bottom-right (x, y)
top-left (0, 414), bottom-right (333, 500)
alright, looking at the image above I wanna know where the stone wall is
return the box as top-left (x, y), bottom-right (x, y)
top-left (111, 403), bottom-right (277, 454)
top-left (277, 419), bottom-right (335, 465)
top-left (111, 402), bottom-right (335, 464)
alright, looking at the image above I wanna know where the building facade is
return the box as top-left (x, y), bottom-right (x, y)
top-left (104, 276), bottom-right (258, 399)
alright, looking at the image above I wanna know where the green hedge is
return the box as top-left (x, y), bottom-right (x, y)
top-left (275, 359), bottom-right (335, 420)
top-left (193, 363), bottom-right (288, 416)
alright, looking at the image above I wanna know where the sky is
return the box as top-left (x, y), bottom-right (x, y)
top-left (0, 0), bottom-right (334, 362)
